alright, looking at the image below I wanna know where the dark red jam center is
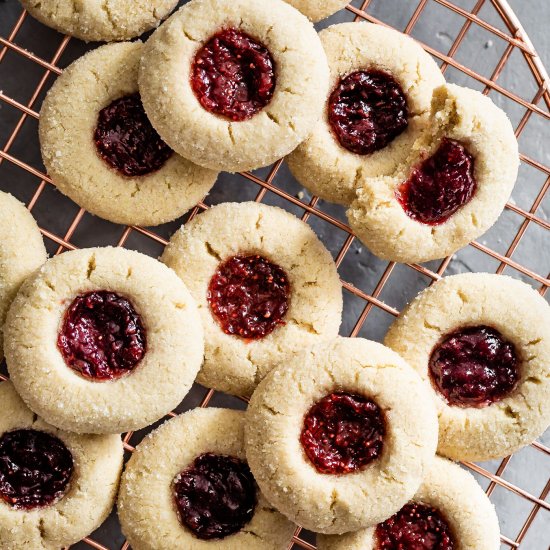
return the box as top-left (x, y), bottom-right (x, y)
top-left (173, 453), bottom-right (256, 541)
top-left (376, 502), bottom-right (455, 550)
top-left (207, 254), bottom-right (290, 340)
top-left (57, 290), bottom-right (147, 381)
top-left (300, 392), bottom-right (385, 475)
top-left (0, 429), bottom-right (73, 510)
top-left (396, 138), bottom-right (476, 225)
top-left (328, 69), bottom-right (409, 155)
top-left (94, 93), bottom-right (173, 177)
top-left (191, 28), bottom-right (276, 121)
top-left (429, 325), bottom-right (519, 408)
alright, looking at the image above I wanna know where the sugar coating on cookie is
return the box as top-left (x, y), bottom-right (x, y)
top-left (385, 273), bottom-right (550, 461)
top-left (283, 0), bottom-right (349, 21)
top-left (139, 0), bottom-right (329, 172)
top-left (21, 0), bottom-right (179, 42)
top-left (0, 381), bottom-right (123, 550)
top-left (318, 456), bottom-right (500, 550)
top-left (118, 408), bottom-right (296, 550)
top-left (245, 337), bottom-right (438, 534)
top-left (161, 202), bottom-right (343, 397)
top-left (4, 247), bottom-right (204, 434)
top-left (287, 22), bottom-right (445, 205)
top-left (348, 83), bottom-right (519, 263)
top-left (0, 191), bottom-right (46, 361)
top-left (39, 42), bottom-right (218, 227)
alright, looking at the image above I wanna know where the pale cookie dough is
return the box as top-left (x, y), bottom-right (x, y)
top-left (20, 0), bottom-right (178, 42)
top-left (318, 456), bottom-right (500, 550)
top-left (39, 42), bottom-right (218, 227)
top-left (348, 83), bottom-right (519, 263)
top-left (139, 0), bottom-right (329, 172)
top-left (283, 0), bottom-right (348, 21)
top-left (0, 191), bottom-right (46, 360)
top-left (118, 407), bottom-right (296, 549)
top-left (0, 381), bottom-right (123, 550)
top-left (245, 337), bottom-right (438, 534)
top-left (4, 247), bottom-right (204, 434)
top-left (161, 202), bottom-right (343, 397)
top-left (384, 273), bottom-right (550, 461)
top-left (287, 22), bottom-right (445, 205)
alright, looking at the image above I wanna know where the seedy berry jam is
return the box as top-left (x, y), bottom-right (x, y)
top-left (301, 392), bottom-right (385, 475)
top-left (376, 502), bottom-right (455, 549)
top-left (0, 429), bottom-right (73, 510)
top-left (94, 93), bottom-right (173, 177)
top-left (328, 69), bottom-right (409, 155)
top-left (429, 325), bottom-right (519, 408)
top-left (57, 290), bottom-right (147, 381)
top-left (191, 28), bottom-right (276, 121)
top-left (173, 453), bottom-right (256, 540)
top-left (396, 138), bottom-right (476, 225)
top-left (207, 254), bottom-right (290, 340)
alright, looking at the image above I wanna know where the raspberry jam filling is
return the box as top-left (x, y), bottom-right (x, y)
top-left (207, 254), bottom-right (290, 340)
top-left (429, 325), bottom-right (519, 408)
top-left (57, 290), bottom-right (147, 381)
top-left (301, 392), bottom-right (385, 474)
top-left (191, 28), bottom-right (276, 121)
top-left (376, 502), bottom-right (455, 549)
top-left (94, 93), bottom-right (173, 177)
top-left (0, 429), bottom-right (73, 510)
top-left (328, 69), bottom-right (409, 155)
top-left (173, 453), bottom-right (256, 540)
top-left (396, 138), bottom-right (477, 225)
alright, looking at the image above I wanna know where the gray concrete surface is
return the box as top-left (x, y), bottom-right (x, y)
top-left (0, 0), bottom-right (548, 548)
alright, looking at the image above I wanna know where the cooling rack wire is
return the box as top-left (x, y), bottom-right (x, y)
top-left (0, 0), bottom-right (549, 548)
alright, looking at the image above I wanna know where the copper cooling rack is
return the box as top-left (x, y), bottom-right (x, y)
top-left (0, 0), bottom-right (549, 548)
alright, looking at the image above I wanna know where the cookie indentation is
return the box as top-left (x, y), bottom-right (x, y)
top-left (58, 290), bottom-right (147, 381)
top-left (328, 70), bottom-right (408, 155)
top-left (94, 93), bottom-right (173, 177)
top-left (0, 429), bottom-right (73, 510)
top-left (429, 325), bottom-right (519, 408)
top-left (301, 391), bottom-right (385, 474)
top-left (396, 138), bottom-right (476, 225)
top-left (191, 29), bottom-right (276, 121)
top-left (208, 254), bottom-right (290, 340)
top-left (376, 502), bottom-right (455, 549)
top-left (173, 453), bottom-right (257, 540)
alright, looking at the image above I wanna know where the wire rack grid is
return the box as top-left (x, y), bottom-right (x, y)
top-left (0, 0), bottom-right (549, 548)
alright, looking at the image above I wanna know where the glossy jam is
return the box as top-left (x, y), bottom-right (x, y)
top-left (396, 138), bottom-right (476, 225)
top-left (57, 290), bottom-right (147, 381)
top-left (191, 29), bottom-right (276, 121)
top-left (173, 453), bottom-right (256, 540)
top-left (94, 93), bottom-right (172, 177)
top-left (429, 325), bottom-right (519, 408)
top-left (300, 392), bottom-right (385, 474)
top-left (328, 69), bottom-right (408, 155)
top-left (0, 429), bottom-right (73, 510)
top-left (207, 254), bottom-right (290, 340)
top-left (376, 502), bottom-right (455, 549)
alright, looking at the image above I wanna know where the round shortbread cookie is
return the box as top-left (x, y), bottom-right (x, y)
top-left (118, 407), bottom-right (296, 549)
top-left (245, 337), bottom-right (438, 534)
top-left (0, 191), bottom-right (46, 360)
top-left (139, 0), bottom-right (329, 172)
top-left (4, 247), bottom-right (204, 434)
top-left (318, 456), bottom-right (500, 550)
top-left (384, 273), bottom-right (550, 461)
top-left (39, 42), bottom-right (218, 227)
top-left (161, 202), bottom-right (343, 397)
top-left (20, 0), bottom-right (178, 42)
top-left (0, 381), bottom-right (123, 550)
top-left (348, 83), bottom-right (519, 263)
top-left (283, 0), bottom-right (348, 21)
top-left (287, 22), bottom-right (444, 205)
